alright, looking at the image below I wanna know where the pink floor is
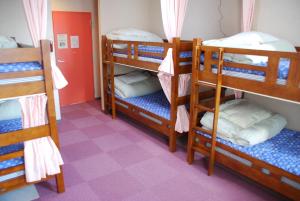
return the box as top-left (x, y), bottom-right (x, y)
top-left (36, 101), bottom-right (287, 201)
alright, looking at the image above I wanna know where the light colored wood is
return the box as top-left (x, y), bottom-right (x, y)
top-left (0, 70), bottom-right (43, 80)
top-left (0, 48), bottom-right (41, 64)
top-left (0, 81), bottom-right (45, 99)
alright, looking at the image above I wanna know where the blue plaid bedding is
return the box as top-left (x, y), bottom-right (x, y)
top-left (0, 62), bottom-right (42, 73)
top-left (118, 90), bottom-right (171, 120)
top-left (114, 45), bottom-right (192, 60)
top-left (200, 54), bottom-right (290, 80)
top-left (0, 118), bottom-right (24, 171)
top-left (197, 128), bottom-right (300, 176)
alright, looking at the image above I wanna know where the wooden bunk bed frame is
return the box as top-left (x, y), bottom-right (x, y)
top-left (102, 36), bottom-right (215, 152)
top-left (187, 38), bottom-right (300, 200)
top-left (0, 40), bottom-right (65, 194)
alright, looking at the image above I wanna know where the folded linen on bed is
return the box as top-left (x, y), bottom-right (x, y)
top-left (114, 75), bottom-right (162, 98)
top-left (200, 99), bottom-right (287, 146)
top-left (117, 71), bottom-right (151, 84)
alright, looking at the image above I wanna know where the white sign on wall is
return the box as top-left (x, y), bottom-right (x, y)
top-left (70, 36), bottom-right (80, 48)
top-left (57, 34), bottom-right (68, 49)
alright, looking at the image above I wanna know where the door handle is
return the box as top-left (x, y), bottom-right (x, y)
top-left (57, 59), bottom-right (65, 63)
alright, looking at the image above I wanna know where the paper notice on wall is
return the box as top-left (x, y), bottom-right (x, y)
top-left (70, 36), bottom-right (80, 48)
top-left (57, 34), bottom-right (68, 49)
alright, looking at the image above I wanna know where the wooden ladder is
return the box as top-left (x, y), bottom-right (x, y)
top-left (189, 45), bottom-right (224, 175)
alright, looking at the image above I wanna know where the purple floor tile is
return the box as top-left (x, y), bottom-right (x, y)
top-left (61, 164), bottom-right (84, 187)
top-left (106, 119), bottom-right (131, 132)
top-left (122, 190), bottom-right (162, 201)
top-left (61, 140), bottom-right (102, 162)
top-left (92, 133), bottom-right (132, 152)
top-left (125, 158), bottom-right (179, 188)
top-left (71, 153), bottom-right (122, 181)
top-left (88, 170), bottom-right (144, 201)
top-left (58, 120), bottom-right (77, 133)
top-left (108, 144), bottom-right (153, 167)
top-left (62, 110), bottom-right (91, 120)
top-left (81, 124), bottom-right (117, 139)
top-left (70, 116), bottom-right (103, 129)
top-left (59, 130), bottom-right (89, 147)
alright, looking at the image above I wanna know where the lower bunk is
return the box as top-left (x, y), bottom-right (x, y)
top-left (189, 128), bottom-right (300, 200)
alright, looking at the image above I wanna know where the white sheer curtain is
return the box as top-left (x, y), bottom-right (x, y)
top-left (22, 0), bottom-right (66, 182)
top-left (159, 0), bottom-right (190, 133)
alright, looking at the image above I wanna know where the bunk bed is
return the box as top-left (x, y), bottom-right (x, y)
top-left (102, 36), bottom-right (215, 152)
top-left (187, 38), bottom-right (300, 200)
top-left (0, 40), bottom-right (65, 194)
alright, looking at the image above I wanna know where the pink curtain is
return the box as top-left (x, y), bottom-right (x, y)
top-left (233, 0), bottom-right (256, 99)
top-left (23, 0), bottom-right (68, 89)
top-left (19, 95), bottom-right (63, 182)
top-left (242, 0), bottom-right (256, 32)
top-left (22, 0), bottom-right (65, 182)
top-left (159, 0), bottom-right (190, 133)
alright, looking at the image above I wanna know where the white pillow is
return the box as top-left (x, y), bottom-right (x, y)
top-left (107, 28), bottom-right (163, 49)
top-left (117, 71), bottom-right (151, 85)
top-left (0, 36), bottom-right (18, 48)
top-left (0, 99), bottom-right (22, 121)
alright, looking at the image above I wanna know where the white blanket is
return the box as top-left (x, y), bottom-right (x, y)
top-left (203, 32), bottom-right (296, 64)
top-left (200, 99), bottom-right (287, 146)
top-left (114, 75), bottom-right (162, 98)
top-left (117, 71), bottom-right (151, 85)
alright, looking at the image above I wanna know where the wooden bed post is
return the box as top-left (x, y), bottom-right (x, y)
top-left (41, 40), bottom-right (65, 193)
top-left (169, 37), bottom-right (180, 152)
top-left (102, 36), bottom-right (109, 113)
top-left (107, 39), bottom-right (116, 119)
top-left (187, 38), bottom-right (202, 164)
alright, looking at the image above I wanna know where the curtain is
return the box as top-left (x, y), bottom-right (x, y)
top-left (23, 0), bottom-right (68, 89)
top-left (159, 0), bottom-right (189, 133)
top-left (22, 0), bottom-right (65, 182)
top-left (19, 95), bottom-right (63, 182)
top-left (242, 0), bottom-right (256, 32)
top-left (234, 0), bottom-right (256, 99)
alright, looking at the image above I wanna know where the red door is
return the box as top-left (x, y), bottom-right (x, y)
top-left (52, 11), bottom-right (94, 106)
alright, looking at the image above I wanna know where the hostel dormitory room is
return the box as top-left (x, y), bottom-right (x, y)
top-left (0, 0), bottom-right (300, 201)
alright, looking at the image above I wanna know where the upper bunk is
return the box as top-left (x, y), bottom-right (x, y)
top-left (192, 39), bottom-right (300, 104)
top-left (102, 35), bottom-right (193, 74)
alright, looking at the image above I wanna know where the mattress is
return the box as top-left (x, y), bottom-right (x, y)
top-left (200, 54), bottom-right (291, 84)
top-left (113, 45), bottom-right (192, 64)
top-left (196, 128), bottom-right (300, 176)
top-left (117, 90), bottom-right (171, 120)
top-left (0, 118), bottom-right (25, 182)
top-left (0, 62), bottom-right (44, 85)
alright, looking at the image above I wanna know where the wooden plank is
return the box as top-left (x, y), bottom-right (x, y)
top-left (223, 61), bottom-right (267, 73)
top-left (0, 165), bottom-right (24, 177)
top-left (0, 125), bottom-right (50, 147)
top-left (0, 151), bottom-right (23, 162)
top-left (0, 81), bottom-right (45, 99)
top-left (0, 70), bottom-right (43, 80)
top-left (0, 48), bottom-right (41, 64)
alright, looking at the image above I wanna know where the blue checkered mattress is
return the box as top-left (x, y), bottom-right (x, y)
top-left (197, 128), bottom-right (300, 176)
top-left (114, 45), bottom-right (192, 61)
top-left (118, 90), bottom-right (171, 120)
top-left (0, 62), bottom-right (43, 85)
top-left (0, 118), bottom-right (25, 181)
top-left (200, 54), bottom-right (291, 83)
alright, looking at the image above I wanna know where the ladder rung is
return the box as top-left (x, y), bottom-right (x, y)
top-left (194, 126), bottom-right (213, 135)
top-left (196, 81), bottom-right (217, 88)
top-left (195, 104), bottom-right (215, 113)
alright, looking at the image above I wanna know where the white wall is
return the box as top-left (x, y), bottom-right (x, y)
top-left (100, 0), bottom-right (152, 34)
top-left (253, 0), bottom-right (300, 46)
top-left (0, 0), bottom-right (62, 120)
top-left (52, 0), bottom-right (101, 98)
top-left (148, 0), bottom-right (241, 40)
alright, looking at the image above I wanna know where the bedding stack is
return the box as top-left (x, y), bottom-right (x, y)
top-left (114, 70), bottom-right (162, 98)
top-left (201, 99), bottom-right (287, 146)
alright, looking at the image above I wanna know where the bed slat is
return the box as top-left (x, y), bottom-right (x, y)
top-left (0, 48), bottom-right (41, 64)
top-left (0, 151), bottom-right (24, 163)
top-left (0, 81), bottom-right (45, 99)
top-left (0, 70), bottom-right (43, 80)
top-left (0, 125), bottom-right (50, 147)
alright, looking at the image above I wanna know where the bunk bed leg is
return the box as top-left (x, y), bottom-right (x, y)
top-left (187, 133), bottom-right (195, 164)
top-left (169, 131), bottom-right (177, 152)
top-left (55, 171), bottom-right (65, 193)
